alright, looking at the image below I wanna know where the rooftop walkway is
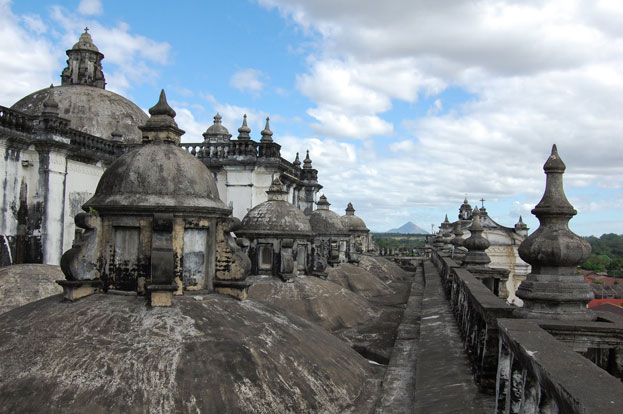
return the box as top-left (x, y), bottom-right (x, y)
top-left (413, 260), bottom-right (495, 413)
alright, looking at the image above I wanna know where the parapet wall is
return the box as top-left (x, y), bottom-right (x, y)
top-left (430, 250), bottom-right (623, 414)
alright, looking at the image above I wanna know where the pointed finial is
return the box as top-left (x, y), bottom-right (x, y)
top-left (317, 194), bottom-right (330, 210)
top-left (42, 85), bottom-right (59, 112)
top-left (303, 150), bottom-right (312, 169)
top-left (260, 117), bottom-right (273, 142)
top-left (237, 114), bottom-right (251, 140)
top-left (140, 89), bottom-right (184, 144)
top-left (293, 152), bottom-right (301, 167)
top-left (444, 214), bottom-right (449, 223)
top-left (149, 89), bottom-right (176, 117)
top-left (266, 176), bottom-right (288, 201)
top-left (516, 145), bottom-right (594, 320)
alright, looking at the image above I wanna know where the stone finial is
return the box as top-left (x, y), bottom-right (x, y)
top-left (451, 225), bottom-right (465, 247)
top-left (317, 194), bottom-right (330, 210)
top-left (303, 150), bottom-right (312, 169)
top-left (266, 176), bottom-right (288, 201)
top-left (203, 113), bottom-right (232, 142)
top-left (345, 202), bottom-right (355, 216)
top-left (42, 85), bottom-right (59, 115)
top-left (515, 145), bottom-right (594, 321)
top-left (293, 152), bottom-right (301, 167)
top-left (237, 114), bottom-right (251, 140)
top-left (139, 89), bottom-right (185, 145)
top-left (462, 207), bottom-right (491, 267)
top-left (260, 117), bottom-right (273, 142)
top-left (444, 214), bottom-right (449, 223)
top-left (514, 215), bottom-right (529, 236)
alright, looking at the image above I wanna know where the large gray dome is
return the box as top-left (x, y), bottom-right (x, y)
top-left (238, 200), bottom-right (312, 237)
top-left (85, 140), bottom-right (229, 214)
top-left (0, 293), bottom-right (377, 413)
top-left (11, 85), bottom-right (148, 143)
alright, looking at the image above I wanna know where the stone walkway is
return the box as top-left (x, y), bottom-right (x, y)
top-left (413, 260), bottom-right (495, 413)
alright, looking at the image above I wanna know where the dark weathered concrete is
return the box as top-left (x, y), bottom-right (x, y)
top-left (375, 261), bottom-right (424, 413)
top-left (414, 261), bottom-right (495, 413)
top-left (0, 264), bottom-right (63, 314)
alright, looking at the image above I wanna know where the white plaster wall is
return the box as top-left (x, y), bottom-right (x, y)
top-left (0, 142), bottom-right (21, 238)
top-left (44, 150), bottom-right (68, 265)
top-left (62, 160), bottom-right (104, 252)
top-left (251, 167), bottom-right (274, 209)
top-left (225, 168), bottom-right (254, 220)
top-left (214, 170), bottom-right (228, 207)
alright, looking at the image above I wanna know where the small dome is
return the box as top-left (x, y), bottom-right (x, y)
top-left (310, 196), bottom-right (347, 235)
top-left (85, 141), bottom-right (228, 213)
top-left (341, 202), bottom-right (369, 232)
top-left (239, 201), bottom-right (312, 236)
top-left (203, 113), bottom-right (232, 141)
top-left (11, 85), bottom-right (148, 143)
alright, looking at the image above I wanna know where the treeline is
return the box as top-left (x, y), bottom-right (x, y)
top-left (581, 233), bottom-right (623, 277)
top-left (372, 233), bottom-right (427, 251)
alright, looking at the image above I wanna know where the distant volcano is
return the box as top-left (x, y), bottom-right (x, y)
top-left (386, 221), bottom-right (429, 234)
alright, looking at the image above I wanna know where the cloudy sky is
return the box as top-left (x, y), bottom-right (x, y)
top-left (2, 0), bottom-right (622, 235)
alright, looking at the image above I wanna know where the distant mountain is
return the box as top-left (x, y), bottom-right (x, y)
top-left (386, 221), bottom-right (429, 234)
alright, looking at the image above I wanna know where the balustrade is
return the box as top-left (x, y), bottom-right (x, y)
top-left (0, 106), bottom-right (35, 133)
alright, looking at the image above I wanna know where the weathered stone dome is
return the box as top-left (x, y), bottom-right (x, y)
top-left (11, 85), bottom-right (148, 143)
top-left (0, 293), bottom-right (376, 413)
top-left (239, 200), bottom-right (312, 236)
top-left (310, 195), bottom-right (348, 235)
top-left (341, 203), bottom-right (369, 232)
top-left (84, 139), bottom-right (228, 214)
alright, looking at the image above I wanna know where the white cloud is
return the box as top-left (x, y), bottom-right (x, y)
top-left (78, 0), bottom-right (102, 16)
top-left (230, 68), bottom-right (266, 94)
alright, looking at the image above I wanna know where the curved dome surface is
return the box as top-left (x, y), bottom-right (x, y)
top-left (342, 214), bottom-right (369, 232)
top-left (238, 200), bottom-right (312, 236)
top-left (11, 85), bottom-right (148, 143)
top-left (84, 140), bottom-right (229, 213)
top-left (310, 209), bottom-right (348, 235)
top-left (0, 294), bottom-right (376, 413)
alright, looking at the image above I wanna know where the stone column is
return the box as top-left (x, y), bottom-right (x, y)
top-left (515, 145), bottom-right (594, 321)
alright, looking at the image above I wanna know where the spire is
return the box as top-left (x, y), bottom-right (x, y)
top-left (316, 194), bottom-right (330, 210)
top-left (237, 114), bottom-right (251, 140)
top-left (444, 214), bottom-right (449, 223)
top-left (266, 176), bottom-right (288, 201)
top-left (345, 202), bottom-right (355, 216)
top-left (139, 89), bottom-right (185, 145)
top-left (260, 117), bottom-right (273, 142)
top-left (61, 28), bottom-right (106, 88)
top-left (516, 145), bottom-right (594, 321)
top-left (303, 150), bottom-right (312, 169)
top-left (293, 152), bottom-right (301, 167)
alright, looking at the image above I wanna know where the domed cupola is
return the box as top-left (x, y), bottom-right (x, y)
top-left (341, 202), bottom-right (369, 232)
top-left (203, 113), bottom-right (232, 143)
top-left (85, 91), bottom-right (228, 214)
top-left (60, 90), bottom-right (249, 303)
top-left (11, 29), bottom-right (148, 142)
top-left (310, 195), bottom-right (350, 266)
top-left (237, 177), bottom-right (313, 280)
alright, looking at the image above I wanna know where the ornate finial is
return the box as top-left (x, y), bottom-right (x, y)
top-left (345, 202), bottom-right (355, 215)
top-left (303, 150), bottom-right (312, 169)
top-left (203, 113), bottom-right (231, 142)
top-left (139, 89), bottom-right (184, 145)
top-left (266, 176), bottom-right (288, 201)
top-left (293, 152), bottom-right (301, 167)
top-left (515, 145), bottom-right (594, 321)
top-left (237, 114), bottom-right (251, 140)
top-left (260, 117), bottom-right (273, 142)
top-left (462, 206), bottom-right (491, 266)
top-left (480, 198), bottom-right (485, 208)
